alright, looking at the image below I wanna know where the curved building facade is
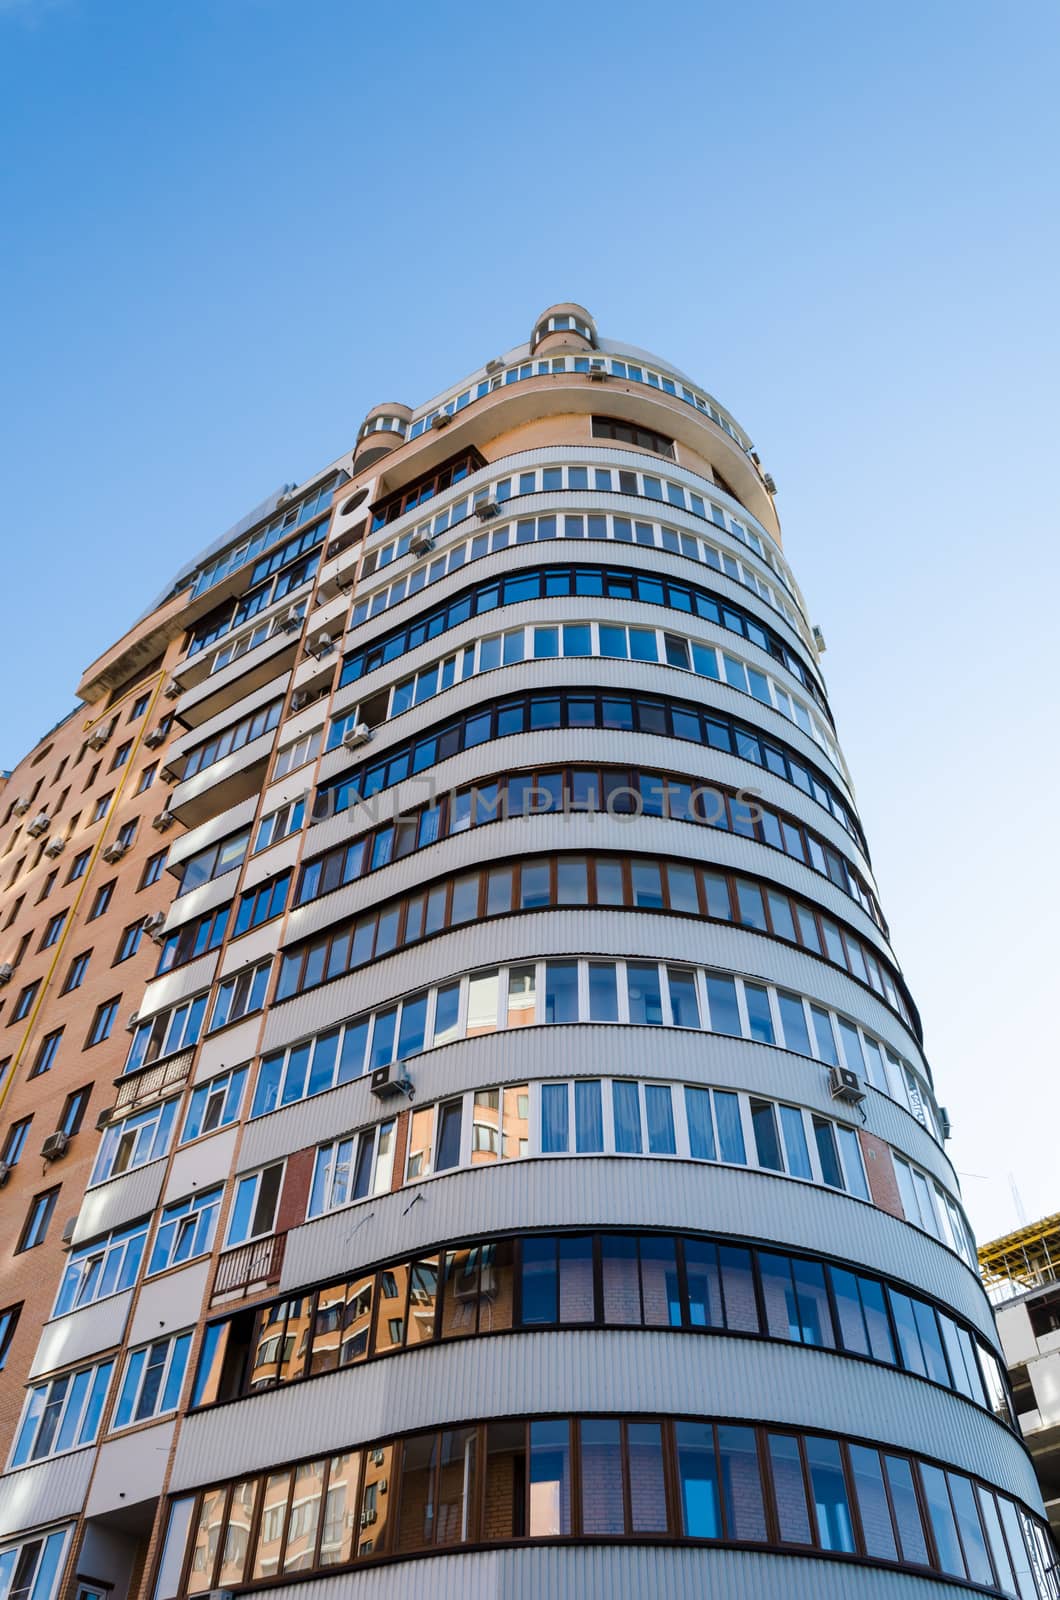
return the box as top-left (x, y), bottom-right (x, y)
top-left (0, 306), bottom-right (1055, 1600)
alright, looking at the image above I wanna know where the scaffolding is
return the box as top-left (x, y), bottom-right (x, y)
top-left (979, 1212), bottom-right (1060, 1303)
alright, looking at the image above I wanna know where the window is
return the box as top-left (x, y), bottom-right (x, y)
top-left (12, 981), bottom-right (39, 1022)
top-left (35, 868), bottom-right (57, 902)
top-left (17, 1188), bottom-right (58, 1252)
top-left (176, 828), bottom-right (250, 897)
top-left (137, 763), bottom-right (157, 793)
top-left (110, 740), bottom-right (132, 771)
top-left (226, 1165), bottom-right (284, 1245)
top-left (591, 414), bottom-right (676, 458)
top-left (129, 692), bottom-right (151, 721)
top-left (368, 446), bottom-right (486, 531)
top-left (0, 1531), bottom-right (70, 1600)
top-left (39, 910), bottom-right (66, 950)
top-left (232, 873), bottom-right (289, 939)
top-left (306, 1124), bottom-right (398, 1217)
top-left (114, 921), bottom-right (143, 963)
top-left (1, 1118), bottom-right (31, 1167)
top-left (181, 1067), bottom-right (247, 1143)
top-left (91, 1100), bottom-right (178, 1185)
top-left (274, 731), bottom-right (322, 780)
top-left (112, 1331), bottom-right (192, 1429)
top-left (124, 994), bottom-right (208, 1074)
top-left (148, 1188), bottom-right (223, 1275)
top-left (61, 949), bottom-right (91, 991)
top-left (115, 819), bottom-right (138, 850)
top-left (86, 997), bottom-right (120, 1046)
top-left (88, 880), bottom-right (115, 919)
top-left (91, 792), bottom-right (113, 823)
top-left (29, 1028), bottom-right (63, 1078)
top-left (156, 906), bottom-right (229, 974)
top-left (67, 848), bottom-right (91, 883)
top-left (254, 798), bottom-right (305, 852)
top-left (11, 1359), bottom-right (113, 1466)
top-left (54, 1220), bottom-right (149, 1315)
top-left (59, 1087), bottom-right (91, 1137)
top-left (0, 1304), bottom-right (20, 1370)
top-left (182, 700), bottom-right (283, 779)
top-left (209, 961), bottom-right (271, 1030)
top-left (140, 848), bottom-right (168, 887)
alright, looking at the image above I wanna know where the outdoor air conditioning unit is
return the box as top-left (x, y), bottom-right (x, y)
top-left (41, 1131), bottom-right (70, 1162)
top-left (763, 472), bottom-right (777, 495)
top-left (342, 723), bottom-right (372, 750)
top-left (410, 532), bottom-right (435, 556)
top-left (484, 357), bottom-right (505, 374)
top-left (476, 496), bottom-right (501, 521)
top-left (587, 358), bottom-right (608, 380)
top-left (281, 607), bottom-right (303, 634)
top-left (11, 795), bottom-right (31, 816)
top-left (95, 1106), bottom-right (115, 1131)
top-left (0, 963), bottom-right (13, 985)
top-left (812, 625), bottom-right (827, 653)
top-left (125, 1011), bottom-right (140, 1033)
top-left (0, 1161), bottom-right (11, 1187)
top-left (163, 679), bottom-right (183, 699)
top-left (143, 724), bottom-right (168, 748)
top-left (939, 1106), bottom-right (953, 1141)
top-left (87, 719), bottom-right (114, 750)
top-left (43, 836), bottom-right (65, 858)
top-left (26, 812), bottom-right (50, 837)
top-left (311, 632), bottom-right (334, 658)
top-left (289, 690), bottom-right (310, 713)
top-left (151, 810), bottom-right (175, 832)
top-left (142, 911), bottom-right (167, 942)
top-left (370, 1062), bottom-right (413, 1100)
top-left (828, 1065), bottom-right (866, 1106)
top-left (102, 841), bottom-right (128, 864)
top-left (430, 410), bottom-right (452, 430)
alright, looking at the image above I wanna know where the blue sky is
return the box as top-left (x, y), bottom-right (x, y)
top-left (1, 0), bottom-right (1058, 1240)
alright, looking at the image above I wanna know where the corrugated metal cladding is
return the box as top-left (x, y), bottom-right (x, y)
top-left (277, 1158), bottom-right (995, 1345)
top-left (217, 916), bottom-right (284, 978)
top-left (0, 1447), bottom-right (93, 1538)
top-left (71, 1158), bottom-right (167, 1246)
top-left (29, 1290), bottom-right (133, 1379)
top-left (177, 626), bottom-right (293, 720)
top-left (137, 947), bottom-right (220, 1017)
top-left (170, 1327), bottom-right (1033, 1499)
top-left (158, 863), bottom-right (237, 934)
top-left (238, 827), bottom-right (301, 893)
top-left (317, 647), bottom-right (845, 812)
top-left (165, 794), bottom-right (258, 869)
top-left (241, 1015), bottom-right (951, 1193)
top-left (245, 1543), bottom-right (1001, 1600)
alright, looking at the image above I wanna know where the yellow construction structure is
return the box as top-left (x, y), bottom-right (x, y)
top-left (980, 1212), bottom-right (1060, 1295)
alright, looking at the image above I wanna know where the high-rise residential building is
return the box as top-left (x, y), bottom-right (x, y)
top-left (0, 303), bottom-right (1054, 1600)
top-left (980, 1214), bottom-right (1060, 1543)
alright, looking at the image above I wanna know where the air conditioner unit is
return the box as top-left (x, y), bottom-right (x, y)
top-left (11, 795), bottom-right (31, 816)
top-left (587, 359), bottom-right (608, 381)
top-left (0, 963), bottom-right (13, 985)
top-left (143, 724), bottom-right (167, 748)
top-left (26, 812), bottom-right (50, 837)
top-left (476, 496), bottom-right (501, 521)
top-left (371, 1062), bottom-right (413, 1099)
top-left (312, 632), bottom-right (334, 658)
top-left (763, 472), bottom-right (777, 495)
top-left (280, 607), bottom-right (303, 634)
top-left (828, 1065), bottom-right (866, 1105)
top-left (484, 357), bottom-right (505, 374)
top-left (430, 410), bottom-right (452, 430)
top-left (0, 1161), bottom-right (10, 1187)
top-left (142, 911), bottom-right (167, 941)
top-left (289, 690), bottom-right (310, 713)
top-left (812, 625), bottom-right (827, 653)
top-left (939, 1106), bottom-right (953, 1140)
top-left (342, 723), bottom-right (372, 749)
top-left (43, 836), bottom-right (66, 858)
top-left (163, 679), bottom-right (183, 699)
top-left (410, 532), bottom-right (435, 556)
top-left (41, 1130), bottom-right (70, 1161)
top-left (125, 1011), bottom-right (140, 1033)
top-left (151, 810), bottom-right (175, 832)
top-left (95, 1106), bottom-right (114, 1131)
top-left (87, 720), bottom-right (114, 750)
top-left (102, 841), bottom-right (128, 863)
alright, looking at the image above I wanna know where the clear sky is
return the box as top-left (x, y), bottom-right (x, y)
top-left (1, 0), bottom-right (1057, 1243)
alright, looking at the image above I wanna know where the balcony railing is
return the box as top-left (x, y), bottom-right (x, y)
top-left (113, 1048), bottom-right (195, 1112)
top-left (214, 1233), bottom-right (287, 1298)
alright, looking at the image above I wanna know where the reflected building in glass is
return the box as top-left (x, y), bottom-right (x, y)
top-left (0, 304), bottom-right (1054, 1600)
